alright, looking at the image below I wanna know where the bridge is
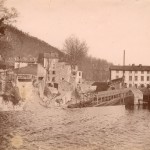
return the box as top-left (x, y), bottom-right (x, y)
top-left (67, 88), bottom-right (143, 108)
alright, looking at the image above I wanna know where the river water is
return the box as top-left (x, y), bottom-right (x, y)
top-left (0, 105), bottom-right (150, 150)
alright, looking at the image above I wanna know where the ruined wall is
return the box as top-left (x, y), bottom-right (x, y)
top-left (55, 62), bottom-right (72, 83)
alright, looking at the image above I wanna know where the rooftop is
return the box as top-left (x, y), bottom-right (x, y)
top-left (13, 64), bottom-right (38, 76)
top-left (110, 65), bottom-right (150, 71)
top-left (39, 52), bottom-right (59, 59)
top-left (110, 77), bottom-right (123, 82)
top-left (92, 82), bottom-right (109, 92)
top-left (15, 57), bottom-right (37, 63)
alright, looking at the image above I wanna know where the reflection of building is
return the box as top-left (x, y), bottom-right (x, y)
top-left (110, 64), bottom-right (150, 88)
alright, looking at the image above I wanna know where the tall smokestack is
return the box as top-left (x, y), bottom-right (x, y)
top-left (123, 50), bottom-right (125, 66)
top-left (122, 50), bottom-right (126, 87)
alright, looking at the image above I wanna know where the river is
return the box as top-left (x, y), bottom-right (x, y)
top-left (0, 105), bottom-right (150, 150)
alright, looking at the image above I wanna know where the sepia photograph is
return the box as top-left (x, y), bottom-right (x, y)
top-left (0, 0), bottom-right (150, 149)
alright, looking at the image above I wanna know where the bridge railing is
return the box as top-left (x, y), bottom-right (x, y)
top-left (80, 88), bottom-right (132, 106)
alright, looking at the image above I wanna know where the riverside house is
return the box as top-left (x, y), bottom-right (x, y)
top-left (13, 64), bottom-right (46, 99)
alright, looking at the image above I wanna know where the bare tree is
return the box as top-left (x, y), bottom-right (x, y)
top-left (63, 35), bottom-right (88, 66)
top-left (0, 0), bottom-right (18, 36)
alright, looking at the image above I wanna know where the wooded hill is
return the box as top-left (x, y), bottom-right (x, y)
top-left (0, 25), bottom-right (63, 59)
top-left (0, 25), bottom-right (112, 81)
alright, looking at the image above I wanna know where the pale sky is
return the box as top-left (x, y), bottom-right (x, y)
top-left (5, 0), bottom-right (150, 65)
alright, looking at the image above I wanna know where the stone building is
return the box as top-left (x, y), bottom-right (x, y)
top-left (14, 64), bottom-right (46, 99)
top-left (38, 52), bottom-right (83, 88)
top-left (38, 52), bottom-right (59, 83)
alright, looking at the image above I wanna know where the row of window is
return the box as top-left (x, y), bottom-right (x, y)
top-left (116, 71), bottom-right (150, 74)
top-left (128, 83), bottom-right (149, 88)
top-left (129, 76), bottom-right (149, 81)
top-left (116, 75), bottom-right (150, 81)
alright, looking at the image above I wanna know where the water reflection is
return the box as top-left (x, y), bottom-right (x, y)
top-left (125, 104), bottom-right (134, 110)
top-left (125, 103), bottom-right (150, 111)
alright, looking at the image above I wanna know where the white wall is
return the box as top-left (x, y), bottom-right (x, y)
top-left (37, 64), bottom-right (46, 78)
top-left (17, 81), bottom-right (33, 100)
top-left (75, 71), bottom-right (82, 84)
top-left (111, 70), bottom-right (150, 87)
top-left (15, 62), bottom-right (28, 69)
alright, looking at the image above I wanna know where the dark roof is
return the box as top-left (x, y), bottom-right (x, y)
top-left (110, 65), bottom-right (150, 71)
top-left (39, 52), bottom-right (59, 59)
top-left (13, 64), bottom-right (38, 76)
top-left (92, 82), bottom-right (109, 92)
top-left (109, 77), bottom-right (123, 84)
top-left (139, 87), bottom-right (150, 95)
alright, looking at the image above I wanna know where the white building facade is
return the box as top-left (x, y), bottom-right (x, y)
top-left (110, 65), bottom-right (150, 88)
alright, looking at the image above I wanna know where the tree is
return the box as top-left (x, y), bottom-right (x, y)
top-left (63, 35), bottom-right (88, 66)
top-left (0, 0), bottom-right (18, 36)
top-left (0, 40), bottom-right (13, 59)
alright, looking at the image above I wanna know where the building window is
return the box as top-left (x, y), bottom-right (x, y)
top-left (135, 71), bottom-right (138, 74)
top-left (54, 83), bottom-right (58, 89)
top-left (141, 76), bottom-right (144, 81)
top-left (79, 72), bottom-right (82, 76)
top-left (48, 83), bottom-right (53, 87)
top-left (141, 71), bottom-right (144, 74)
top-left (129, 76), bottom-right (132, 81)
top-left (52, 71), bottom-right (55, 75)
top-left (135, 76), bottom-right (138, 81)
top-left (72, 71), bottom-right (76, 76)
top-left (52, 77), bottom-right (55, 82)
top-left (135, 84), bottom-right (137, 88)
top-left (129, 84), bottom-right (132, 87)
top-left (147, 71), bottom-right (150, 74)
top-left (147, 76), bottom-right (150, 81)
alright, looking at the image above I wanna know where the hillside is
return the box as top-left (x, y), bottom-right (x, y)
top-left (0, 25), bottom-right (63, 58)
top-left (0, 25), bottom-right (112, 81)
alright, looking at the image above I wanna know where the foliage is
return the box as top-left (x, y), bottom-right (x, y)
top-left (63, 35), bottom-right (88, 66)
top-left (3, 85), bottom-right (21, 105)
top-left (79, 56), bottom-right (113, 82)
top-left (0, 0), bottom-right (18, 24)
top-left (0, 40), bottom-right (13, 59)
top-left (0, 25), bottom-right (63, 58)
top-left (63, 35), bottom-right (113, 82)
